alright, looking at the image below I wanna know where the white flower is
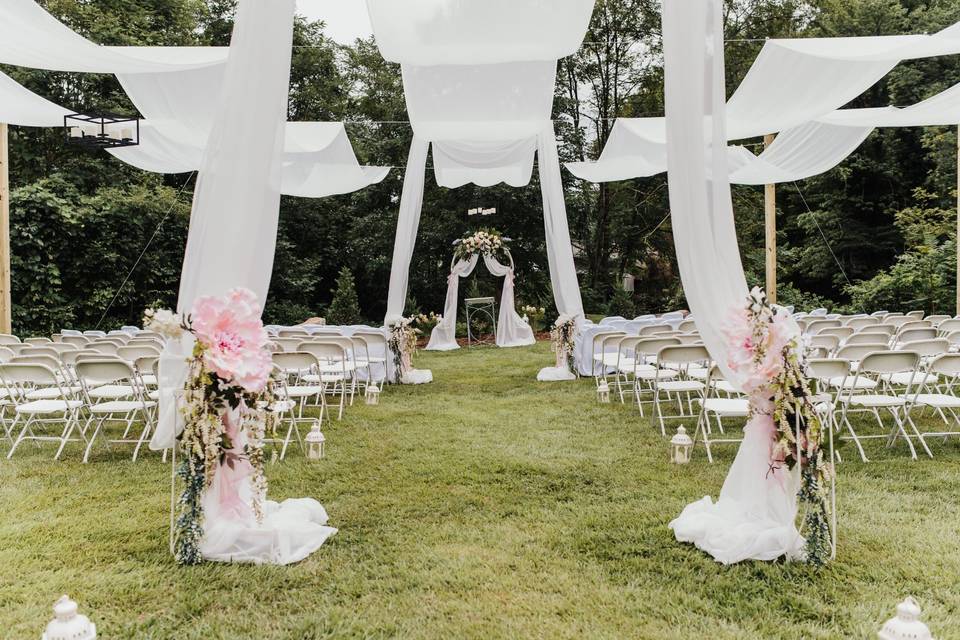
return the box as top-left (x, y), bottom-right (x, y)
top-left (143, 307), bottom-right (184, 339)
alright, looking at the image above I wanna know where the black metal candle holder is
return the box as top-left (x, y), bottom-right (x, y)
top-left (64, 113), bottom-right (140, 149)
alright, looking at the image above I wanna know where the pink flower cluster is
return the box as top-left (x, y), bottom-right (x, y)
top-left (190, 288), bottom-right (273, 393)
top-left (723, 289), bottom-right (797, 396)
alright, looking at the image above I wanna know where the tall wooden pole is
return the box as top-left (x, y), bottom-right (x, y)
top-left (956, 125), bottom-right (959, 316)
top-left (0, 123), bottom-right (10, 334)
top-left (764, 133), bottom-right (777, 303)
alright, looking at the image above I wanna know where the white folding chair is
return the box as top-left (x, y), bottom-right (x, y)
top-left (75, 360), bottom-right (156, 463)
top-left (652, 345), bottom-right (709, 436)
top-left (839, 351), bottom-right (930, 461)
top-left (912, 353), bottom-right (960, 449)
top-left (298, 342), bottom-right (352, 420)
top-left (692, 365), bottom-right (749, 463)
top-left (2, 363), bottom-right (83, 460)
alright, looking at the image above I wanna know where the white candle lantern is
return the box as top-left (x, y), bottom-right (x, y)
top-left (878, 597), bottom-right (934, 640)
top-left (42, 595), bottom-right (96, 640)
top-left (670, 425), bottom-right (694, 464)
top-left (365, 384), bottom-right (381, 405)
top-left (305, 422), bottom-right (326, 460)
top-left (597, 380), bottom-right (611, 403)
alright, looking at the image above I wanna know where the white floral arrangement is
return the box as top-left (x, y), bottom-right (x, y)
top-left (388, 316), bottom-right (421, 383)
top-left (550, 313), bottom-right (577, 356)
top-left (453, 228), bottom-right (510, 262)
top-left (520, 305), bottom-right (546, 331)
top-left (414, 311), bottom-right (442, 332)
top-left (143, 307), bottom-right (186, 339)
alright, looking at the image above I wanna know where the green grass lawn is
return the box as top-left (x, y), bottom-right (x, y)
top-left (2, 341), bottom-right (959, 639)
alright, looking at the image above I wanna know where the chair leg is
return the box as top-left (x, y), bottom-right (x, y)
top-left (82, 417), bottom-right (106, 463)
top-left (54, 413), bottom-right (79, 461)
top-left (904, 413), bottom-right (934, 459)
top-left (5, 414), bottom-right (25, 459)
top-left (888, 409), bottom-right (918, 460)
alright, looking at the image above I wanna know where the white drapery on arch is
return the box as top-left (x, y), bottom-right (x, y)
top-left (426, 252), bottom-right (535, 351)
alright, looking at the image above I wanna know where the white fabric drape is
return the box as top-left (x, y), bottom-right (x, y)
top-left (0, 70), bottom-right (70, 127)
top-left (152, 0), bottom-right (295, 452)
top-left (425, 254), bottom-right (535, 351)
top-left (482, 255), bottom-right (536, 348)
top-left (108, 121), bottom-right (390, 198)
top-left (365, 0), bottom-right (595, 66)
top-left (566, 119), bottom-right (875, 186)
top-left (426, 255), bottom-right (479, 351)
top-left (539, 124), bottom-right (586, 321)
top-left (385, 136), bottom-right (430, 325)
top-left (0, 0), bottom-right (225, 72)
top-left (662, 0), bottom-right (802, 565)
top-left (432, 138), bottom-right (537, 188)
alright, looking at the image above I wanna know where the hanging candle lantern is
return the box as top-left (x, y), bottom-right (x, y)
top-left (305, 422), bottom-right (326, 460)
top-left (597, 380), bottom-right (611, 403)
top-left (670, 425), bottom-right (694, 464)
top-left (365, 384), bottom-right (381, 406)
top-left (878, 597), bottom-right (934, 640)
top-left (42, 595), bottom-right (96, 640)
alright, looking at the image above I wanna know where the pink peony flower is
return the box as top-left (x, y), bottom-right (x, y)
top-left (190, 287), bottom-right (273, 393)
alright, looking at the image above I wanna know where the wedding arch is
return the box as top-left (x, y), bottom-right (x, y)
top-left (426, 238), bottom-right (535, 350)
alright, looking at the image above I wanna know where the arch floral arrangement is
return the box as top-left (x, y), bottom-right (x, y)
top-left (144, 288), bottom-right (282, 565)
top-left (551, 314), bottom-right (577, 366)
top-left (452, 228), bottom-right (510, 262)
top-left (724, 287), bottom-right (833, 566)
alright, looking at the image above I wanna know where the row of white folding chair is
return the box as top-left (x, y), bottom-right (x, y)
top-left (1, 359), bottom-right (155, 462)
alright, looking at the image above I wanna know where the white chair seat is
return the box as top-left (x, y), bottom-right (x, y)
top-left (913, 393), bottom-right (960, 409)
top-left (828, 376), bottom-right (877, 390)
top-left (283, 385), bottom-right (323, 398)
top-left (618, 363), bottom-right (655, 374)
top-left (268, 399), bottom-right (298, 413)
top-left (687, 367), bottom-right (709, 380)
top-left (89, 400), bottom-right (156, 413)
top-left (87, 384), bottom-right (135, 400)
top-left (710, 380), bottom-right (741, 395)
top-left (658, 380), bottom-right (705, 393)
top-left (26, 386), bottom-right (81, 400)
top-left (879, 372), bottom-right (939, 386)
top-left (701, 398), bottom-right (750, 416)
top-left (849, 394), bottom-right (905, 408)
top-left (317, 362), bottom-right (355, 373)
top-left (594, 352), bottom-right (624, 366)
top-left (140, 374), bottom-right (157, 386)
top-left (302, 373), bottom-right (348, 384)
top-left (148, 390), bottom-right (159, 401)
top-left (636, 368), bottom-right (678, 381)
top-left (15, 399), bottom-right (83, 414)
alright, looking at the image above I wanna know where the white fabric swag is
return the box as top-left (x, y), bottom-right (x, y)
top-left (0, 69), bottom-right (70, 127)
top-left (426, 254), bottom-right (535, 351)
top-left (662, 0), bottom-right (802, 565)
top-left (0, 0), bottom-right (227, 73)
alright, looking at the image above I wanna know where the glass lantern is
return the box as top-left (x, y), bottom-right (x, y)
top-left (597, 380), bottom-right (611, 403)
top-left (42, 595), bottom-right (96, 640)
top-left (878, 597), bottom-right (934, 640)
top-left (305, 423), bottom-right (326, 460)
top-left (365, 384), bottom-right (381, 406)
top-left (670, 425), bottom-right (694, 464)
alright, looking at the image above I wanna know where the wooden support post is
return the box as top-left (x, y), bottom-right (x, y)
top-left (0, 123), bottom-right (10, 334)
top-left (956, 125), bottom-right (959, 316)
top-left (764, 133), bottom-right (777, 304)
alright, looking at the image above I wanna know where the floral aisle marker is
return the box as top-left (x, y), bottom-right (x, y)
top-left (145, 288), bottom-right (339, 565)
top-left (722, 287), bottom-right (835, 566)
top-left (389, 316), bottom-right (432, 385)
top-left (452, 228), bottom-right (509, 262)
top-left (520, 305), bottom-right (546, 333)
top-left (537, 314), bottom-right (578, 382)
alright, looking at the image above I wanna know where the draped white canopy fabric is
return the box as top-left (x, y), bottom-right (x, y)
top-left (663, 0), bottom-right (803, 566)
top-left (0, 0), bottom-right (227, 73)
top-left (376, 0), bottom-right (592, 325)
top-left (107, 121), bottom-right (390, 198)
top-left (365, 0), bottom-right (595, 65)
top-left (566, 119), bottom-right (876, 186)
top-left (0, 70), bottom-right (70, 127)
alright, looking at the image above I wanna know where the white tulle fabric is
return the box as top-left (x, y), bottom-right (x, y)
top-left (426, 255), bottom-right (478, 351)
top-left (482, 255), bottom-right (536, 348)
top-left (199, 411), bottom-right (337, 565)
top-left (662, 0), bottom-right (802, 564)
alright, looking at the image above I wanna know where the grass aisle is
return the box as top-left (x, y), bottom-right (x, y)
top-left (2, 342), bottom-right (959, 638)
